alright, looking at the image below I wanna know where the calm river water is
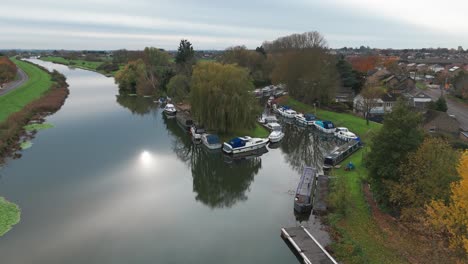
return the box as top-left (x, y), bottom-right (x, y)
top-left (0, 59), bottom-right (338, 264)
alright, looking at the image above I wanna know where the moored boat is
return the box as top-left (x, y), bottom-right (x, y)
top-left (294, 166), bottom-right (317, 213)
top-left (313, 120), bottom-right (335, 133)
top-left (222, 136), bottom-right (269, 154)
top-left (283, 109), bottom-right (297, 119)
top-left (268, 123), bottom-right (285, 143)
top-left (163, 103), bottom-right (177, 116)
top-left (295, 113), bottom-right (316, 126)
top-left (176, 111), bottom-right (193, 131)
top-left (334, 127), bottom-right (359, 141)
top-left (201, 134), bottom-right (222, 150)
top-left (190, 125), bottom-right (206, 140)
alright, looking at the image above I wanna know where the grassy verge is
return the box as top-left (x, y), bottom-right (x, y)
top-left (0, 197), bottom-right (20, 237)
top-left (328, 148), bottom-right (407, 263)
top-left (0, 59), bottom-right (53, 122)
top-left (277, 96), bottom-right (381, 140)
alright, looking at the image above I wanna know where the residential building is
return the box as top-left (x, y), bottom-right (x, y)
top-left (424, 110), bottom-right (460, 137)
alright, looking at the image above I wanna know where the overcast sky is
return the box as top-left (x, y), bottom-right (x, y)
top-left (1, 0), bottom-right (467, 50)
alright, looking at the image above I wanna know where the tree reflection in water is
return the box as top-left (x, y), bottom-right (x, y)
top-left (115, 94), bottom-right (158, 115)
top-left (280, 123), bottom-right (339, 173)
top-left (163, 115), bottom-right (262, 208)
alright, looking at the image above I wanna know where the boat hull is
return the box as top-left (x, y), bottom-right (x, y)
top-left (223, 140), bottom-right (269, 154)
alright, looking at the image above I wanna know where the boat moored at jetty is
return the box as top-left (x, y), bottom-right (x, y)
top-left (313, 120), bottom-right (335, 133)
top-left (190, 125), bottom-right (206, 140)
top-left (295, 113), bottom-right (316, 126)
top-left (222, 136), bottom-right (269, 154)
top-left (176, 111), bottom-right (193, 131)
top-left (275, 106), bottom-right (297, 118)
top-left (268, 123), bottom-right (285, 143)
top-left (294, 166), bottom-right (317, 213)
top-left (163, 103), bottom-right (177, 116)
top-left (334, 127), bottom-right (359, 141)
top-left (324, 139), bottom-right (361, 168)
top-left (201, 134), bottom-right (222, 150)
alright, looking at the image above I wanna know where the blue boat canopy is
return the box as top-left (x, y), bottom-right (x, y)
top-left (322, 121), bottom-right (335, 129)
top-left (228, 137), bottom-right (246, 148)
top-left (281, 105), bottom-right (291, 110)
top-left (304, 114), bottom-right (316, 121)
top-left (206, 134), bottom-right (220, 144)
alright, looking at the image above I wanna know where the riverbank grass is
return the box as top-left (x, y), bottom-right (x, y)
top-left (0, 197), bottom-right (20, 237)
top-left (24, 123), bottom-right (54, 131)
top-left (0, 59), bottom-right (53, 122)
top-left (328, 148), bottom-right (407, 263)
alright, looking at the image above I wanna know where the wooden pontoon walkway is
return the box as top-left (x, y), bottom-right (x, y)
top-left (281, 226), bottom-right (338, 264)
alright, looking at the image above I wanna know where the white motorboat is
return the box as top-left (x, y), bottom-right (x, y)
top-left (222, 136), bottom-right (269, 154)
top-left (295, 113), bottom-right (316, 126)
top-left (268, 123), bottom-right (284, 143)
top-left (190, 125), bottom-right (206, 140)
top-left (163, 103), bottom-right (177, 116)
top-left (313, 120), bottom-right (335, 133)
top-left (334, 127), bottom-right (359, 141)
top-left (201, 134), bottom-right (222, 150)
top-left (283, 109), bottom-right (297, 118)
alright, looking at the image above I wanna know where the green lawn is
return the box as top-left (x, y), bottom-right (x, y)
top-left (0, 59), bottom-right (53, 122)
top-left (416, 82), bottom-right (427, 90)
top-left (329, 149), bottom-right (407, 264)
top-left (281, 96), bottom-right (381, 140)
top-left (0, 197), bottom-right (20, 237)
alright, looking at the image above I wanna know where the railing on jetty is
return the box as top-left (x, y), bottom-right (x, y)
top-left (281, 226), bottom-right (338, 264)
top-left (323, 139), bottom-right (361, 168)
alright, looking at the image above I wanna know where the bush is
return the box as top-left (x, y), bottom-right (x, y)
top-left (96, 62), bottom-right (119, 73)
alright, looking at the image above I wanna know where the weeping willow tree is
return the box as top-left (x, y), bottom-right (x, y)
top-left (191, 62), bottom-right (258, 133)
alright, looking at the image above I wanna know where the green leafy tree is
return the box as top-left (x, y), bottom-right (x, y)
top-left (367, 100), bottom-right (424, 205)
top-left (220, 46), bottom-right (273, 87)
top-left (142, 47), bottom-right (171, 91)
top-left (167, 74), bottom-right (190, 102)
top-left (114, 59), bottom-right (146, 93)
top-left (389, 137), bottom-right (460, 220)
top-left (175, 39), bottom-right (195, 75)
top-left (191, 62), bottom-right (258, 133)
top-left (336, 58), bottom-right (365, 93)
top-left (272, 49), bottom-right (339, 105)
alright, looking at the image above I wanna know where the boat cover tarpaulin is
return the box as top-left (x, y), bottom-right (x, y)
top-left (304, 114), bottom-right (316, 121)
top-left (322, 121), bottom-right (335, 129)
top-left (207, 135), bottom-right (220, 144)
top-left (228, 137), bottom-right (246, 148)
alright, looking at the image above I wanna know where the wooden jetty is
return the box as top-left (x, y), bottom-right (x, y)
top-left (281, 226), bottom-right (338, 264)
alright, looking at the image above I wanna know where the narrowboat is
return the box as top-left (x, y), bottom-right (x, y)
top-left (294, 166), bottom-right (317, 213)
top-left (323, 140), bottom-right (361, 168)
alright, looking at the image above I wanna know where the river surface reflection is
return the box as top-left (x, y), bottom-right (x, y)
top-left (0, 59), bottom-right (336, 264)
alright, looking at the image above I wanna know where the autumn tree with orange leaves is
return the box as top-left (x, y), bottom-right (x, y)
top-left (426, 151), bottom-right (468, 258)
top-left (0, 56), bottom-right (17, 86)
top-left (347, 55), bottom-right (380, 73)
